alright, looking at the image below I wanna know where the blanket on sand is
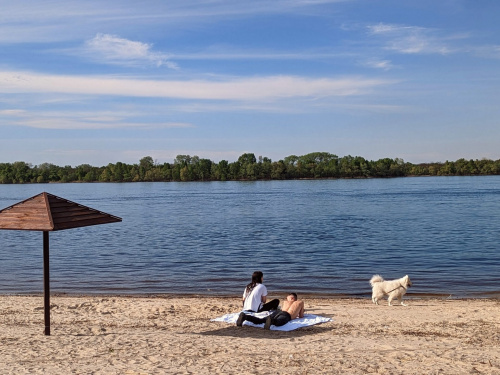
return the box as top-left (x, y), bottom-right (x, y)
top-left (211, 311), bottom-right (331, 331)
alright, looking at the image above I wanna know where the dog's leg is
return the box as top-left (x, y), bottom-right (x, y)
top-left (397, 295), bottom-right (407, 306)
top-left (388, 295), bottom-right (393, 306)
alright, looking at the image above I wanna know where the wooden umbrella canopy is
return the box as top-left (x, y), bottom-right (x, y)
top-left (0, 192), bottom-right (122, 335)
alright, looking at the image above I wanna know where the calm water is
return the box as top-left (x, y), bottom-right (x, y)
top-left (0, 177), bottom-right (499, 298)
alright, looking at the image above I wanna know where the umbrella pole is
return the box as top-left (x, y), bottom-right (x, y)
top-left (43, 231), bottom-right (50, 336)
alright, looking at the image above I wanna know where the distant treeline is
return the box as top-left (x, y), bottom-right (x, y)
top-left (1, 153), bottom-right (499, 184)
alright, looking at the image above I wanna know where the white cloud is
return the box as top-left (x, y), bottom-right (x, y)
top-left (83, 34), bottom-right (178, 69)
top-left (0, 71), bottom-right (394, 100)
top-left (0, 109), bottom-right (26, 116)
top-left (0, 107), bottom-right (193, 130)
top-left (363, 59), bottom-right (395, 70)
top-left (367, 23), bottom-right (454, 55)
top-left (17, 118), bottom-right (192, 130)
top-left (368, 23), bottom-right (405, 35)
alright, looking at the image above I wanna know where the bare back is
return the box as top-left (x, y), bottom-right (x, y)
top-left (282, 300), bottom-right (304, 320)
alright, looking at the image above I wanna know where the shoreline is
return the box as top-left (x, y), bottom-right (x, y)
top-left (2, 290), bottom-right (500, 299)
top-left (1, 295), bottom-right (499, 374)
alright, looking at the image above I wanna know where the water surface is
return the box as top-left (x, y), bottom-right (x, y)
top-left (1, 176), bottom-right (499, 298)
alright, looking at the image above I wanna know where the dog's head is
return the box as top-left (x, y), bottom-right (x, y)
top-left (404, 275), bottom-right (412, 288)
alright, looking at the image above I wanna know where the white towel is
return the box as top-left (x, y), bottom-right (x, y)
top-left (211, 311), bottom-right (331, 331)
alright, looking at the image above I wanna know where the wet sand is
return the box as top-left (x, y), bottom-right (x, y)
top-left (0, 295), bottom-right (499, 374)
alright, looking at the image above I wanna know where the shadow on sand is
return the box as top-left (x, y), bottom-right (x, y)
top-left (197, 323), bottom-right (334, 339)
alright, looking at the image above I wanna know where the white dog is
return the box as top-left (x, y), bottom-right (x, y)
top-left (370, 274), bottom-right (412, 306)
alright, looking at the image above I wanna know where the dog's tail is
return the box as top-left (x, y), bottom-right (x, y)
top-left (369, 275), bottom-right (384, 287)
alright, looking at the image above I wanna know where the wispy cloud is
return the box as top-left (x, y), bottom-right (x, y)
top-left (363, 59), bottom-right (395, 71)
top-left (0, 109), bottom-right (27, 116)
top-left (0, 107), bottom-right (193, 130)
top-left (0, 71), bottom-right (394, 100)
top-left (367, 23), bottom-right (454, 55)
top-left (83, 34), bottom-right (178, 69)
top-left (0, 0), bottom-right (347, 43)
top-left (80, 35), bottom-right (346, 69)
top-left (18, 118), bottom-right (192, 130)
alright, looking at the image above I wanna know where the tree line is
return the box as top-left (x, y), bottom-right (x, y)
top-left (1, 152), bottom-right (499, 184)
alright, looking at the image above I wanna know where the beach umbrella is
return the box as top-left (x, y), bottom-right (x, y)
top-left (0, 192), bottom-right (122, 335)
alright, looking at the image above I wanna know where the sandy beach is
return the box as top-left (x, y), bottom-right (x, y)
top-left (0, 295), bottom-right (499, 374)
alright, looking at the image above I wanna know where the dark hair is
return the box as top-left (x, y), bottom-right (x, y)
top-left (245, 271), bottom-right (263, 295)
top-left (289, 292), bottom-right (298, 300)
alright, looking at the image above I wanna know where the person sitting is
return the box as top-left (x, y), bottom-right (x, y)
top-left (237, 292), bottom-right (304, 329)
top-left (242, 271), bottom-right (279, 312)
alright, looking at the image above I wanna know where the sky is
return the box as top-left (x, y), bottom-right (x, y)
top-left (1, 0), bottom-right (499, 167)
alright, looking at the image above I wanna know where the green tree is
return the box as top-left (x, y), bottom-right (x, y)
top-left (174, 155), bottom-right (191, 166)
top-left (12, 161), bottom-right (31, 183)
top-left (271, 160), bottom-right (286, 179)
top-left (99, 165), bottom-right (113, 182)
top-left (195, 158), bottom-right (213, 181)
top-left (180, 166), bottom-right (192, 181)
top-left (237, 153), bottom-right (257, 180)
top-left (258, 156), bottom-right (272, 179)
top-left (138, 156), bottom-right (155, 180)
top-left (76, 164), bottom-right (93, 181)
top-left (216, 160), bottom-right (230, 181)
top-left (0, 163), bottom-right (14, 183)
top-left (229, 161), bottom-right (241, 180)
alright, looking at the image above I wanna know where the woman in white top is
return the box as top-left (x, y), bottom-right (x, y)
top-left (242, 271), bottom-right (279, 312)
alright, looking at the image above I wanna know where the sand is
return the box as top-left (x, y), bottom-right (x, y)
top-left (0, 295), bottom-right (499, 374)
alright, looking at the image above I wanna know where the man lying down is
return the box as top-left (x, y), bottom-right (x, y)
top-left (236, 292), bottom-right (305, 329)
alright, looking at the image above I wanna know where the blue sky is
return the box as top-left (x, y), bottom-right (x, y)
top-left (1, 0), bottom-right (499, 166)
